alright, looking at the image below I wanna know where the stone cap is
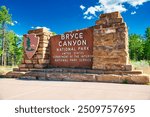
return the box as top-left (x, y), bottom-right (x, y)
top-left (28, 28), bottom-right (49, 34)
top-left (95, 11), bottom-right (124, 26)
top-left (27, 28), bottom-right (53, 36)
top-left (100, 11), bottom-right (122, 19)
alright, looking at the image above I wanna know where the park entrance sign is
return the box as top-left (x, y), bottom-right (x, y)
top-left (50, 28), bottom-right (93, 68)
top-left (8, 11), bottom-right (149, 84)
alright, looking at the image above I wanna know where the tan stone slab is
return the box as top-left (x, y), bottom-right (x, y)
top-left (39, 43), bottom-right (49, 48)
top-left (38, 59), bottom-right (49, 64)
top-left (19, 68), bottom-right (29, 72)
top-left (96, 74), bottom-right (150, 84)
top-left (5, 72), bottom-right (25, 78)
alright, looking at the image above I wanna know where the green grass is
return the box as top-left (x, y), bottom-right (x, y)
top-left (131, 60), bottom-right (149, 68)
top-left (0, 66), bottom-right (17, 75)
top-left (147, 83), bottom-right (150, 85)
top-left (130, 60), bottom-right (150, 75)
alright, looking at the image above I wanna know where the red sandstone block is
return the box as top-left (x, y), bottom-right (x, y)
top-left (26, 64), bottom-right (34, 68)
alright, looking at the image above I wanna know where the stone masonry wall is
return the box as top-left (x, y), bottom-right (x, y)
top-left (8, 11), bottom-right (149, 84)
top-left (19, 28), bottom-right (52, 71)
top-left (92, 11), bottom-right (132, 71)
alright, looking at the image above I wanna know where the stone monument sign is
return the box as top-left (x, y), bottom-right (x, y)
top-left (7, 11), bottom-right (150, 84)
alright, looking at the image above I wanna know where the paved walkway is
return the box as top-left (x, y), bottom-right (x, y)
top-left (0, 79), bottom-right (150, 100)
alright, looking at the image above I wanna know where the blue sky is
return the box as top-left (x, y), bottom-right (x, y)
top-left (0, 0), bottom-right (150, 36)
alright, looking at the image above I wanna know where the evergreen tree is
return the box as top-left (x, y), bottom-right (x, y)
top-left (5, 31), bottom-right (23, 65)
top-left (0, 6), bottom-right (12, 66)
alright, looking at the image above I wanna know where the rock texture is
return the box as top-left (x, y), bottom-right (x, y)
top-left (93, 11), bottom-right (130, 70)
top-left (17, 68), bottom-right (149, 84)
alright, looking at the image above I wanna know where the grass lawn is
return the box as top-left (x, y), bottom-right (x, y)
top-left (131, 60), bottom-right (150, 75)
top-left (0, 66), bottom-right (17, 75)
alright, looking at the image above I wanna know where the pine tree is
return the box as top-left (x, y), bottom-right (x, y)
top-left (0, 6), bottom-right (12, 66)
top-left (6, 31), bottom-right (23, 66)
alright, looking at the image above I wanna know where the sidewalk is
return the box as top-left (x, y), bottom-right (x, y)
top-left (0, 79), bottom-right (150, 100)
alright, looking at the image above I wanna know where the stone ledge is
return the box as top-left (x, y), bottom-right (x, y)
top-left (4, 68), bottom-right (149, 84)
top-left (96, 74), bottom-right (150, 84)
top-left (19, 72), bottom-right (150, 84)
top-left (16, 70), bottom-right (150, 84)
top-left (5, 71), bottom-right (26, 78)
top-left (16, 68), bottom-right (142, 75)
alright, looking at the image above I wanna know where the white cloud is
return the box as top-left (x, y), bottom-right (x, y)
top-left (84, 16), bottom-right (94, 20)
top-left (31, 26), bottom-right (51, 31)
top-left (80, 5), bottom-right (85, 10)
top-left (131, 11), bottom-right (136, 15)
top-left (84, 6), bottom-right (102, 16)
top-left (81, 0), bottom-right (150, 19)
top-left (127, 0), bottom-right (149, 7)
top-left (14, 21), bottom-right (18, 24)
top-left (9, 20), bottom-right (18, 26)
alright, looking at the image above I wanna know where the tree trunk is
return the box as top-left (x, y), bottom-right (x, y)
top-left (1, 22), bottom-right (7, 66)
top-left (1, 22), bottom-right (4, 66)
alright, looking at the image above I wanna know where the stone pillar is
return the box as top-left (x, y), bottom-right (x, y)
top-left (92, 11), bottom-right (132, 71)
top-left (19, 28), bottom-right (52, 71)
